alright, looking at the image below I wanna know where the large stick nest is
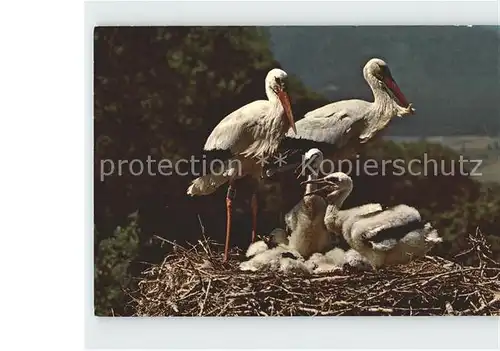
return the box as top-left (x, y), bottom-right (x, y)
top-left (130, 229), bottom-right (500, 316)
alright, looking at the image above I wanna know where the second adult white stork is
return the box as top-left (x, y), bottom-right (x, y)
top-left (266, 58), bottom-right (415, 178)
top-left (187, 68), bottom-right (297, 262)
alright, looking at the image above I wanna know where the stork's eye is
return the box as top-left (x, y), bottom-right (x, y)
top-left (329, 176), bottom-right (341, 183)
top-left (273, 76), bottom-right (286, 93)
top-left (373, 66), bottom-right (384, 80)
top-left (274, 77), bottom-right (283, 88)
top-left (379, 65), bottom-right (393, 80)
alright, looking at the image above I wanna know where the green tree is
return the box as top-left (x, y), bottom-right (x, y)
top-left (94, 212), bottom-right (140, 316)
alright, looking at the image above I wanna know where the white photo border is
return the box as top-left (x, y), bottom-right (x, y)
top-left (85, 1), bottom-right (500, 349)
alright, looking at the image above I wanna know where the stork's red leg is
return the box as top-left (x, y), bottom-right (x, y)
top-left (251, 193), bottom-right (258, 243)
top-left (224, 184), bottom-right (236, 262)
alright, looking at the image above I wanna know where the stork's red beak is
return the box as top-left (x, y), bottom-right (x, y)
top-left (384, 77), bottom-right (409, 108)
top-left (277, 90), bottom-right (297, 135)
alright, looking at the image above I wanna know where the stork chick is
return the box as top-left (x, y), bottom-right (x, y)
top-left (245, 228), bottom-right (289, 258)
top-left (285, 149), bottom-right (333, 258)
top-left (239, 243), bottom-right (311, 274)
top-left (307, 172), bottom-right (443, 269)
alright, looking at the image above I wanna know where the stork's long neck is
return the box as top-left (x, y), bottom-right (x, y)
top-left (266, 86), bottom-right (285, 118)
top-left (247, 86), bottom-right (288, 156)
top-left (365, 73), bottom-right (401, 131)
top-left (325, 185), bottom-right (352, 224)
top-left (326, 186), bottom-right (352, 212)
top-left (325, 185), bottom-right (353, 232)
top-left (304, 170), bottom-right (319, 197)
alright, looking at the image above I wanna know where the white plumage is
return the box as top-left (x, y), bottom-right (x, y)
top-left (187, 68), bottom-right (296, 197)
top-left (239, 238), bottom-right (371, 274)
top-left (244, 240), bottom-right (269, 258)
top-left (344, 249), bottom-right (373, 271)
top-left (244, 228), bottom-right (289, 258)
top-left (305, 249), bottom-right (345, 274)
top-left (239, 241), bottom-right (310, 274)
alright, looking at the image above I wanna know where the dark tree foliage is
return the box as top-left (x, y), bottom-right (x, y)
top-left (94, 26), bottom-right (500, 316)
top-left (94, 212), bottom-right (140, 316)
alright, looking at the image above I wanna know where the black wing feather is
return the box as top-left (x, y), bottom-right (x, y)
top-left (367, 219), bottom-right (425, 244)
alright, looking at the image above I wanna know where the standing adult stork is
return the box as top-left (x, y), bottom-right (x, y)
top-left (266, 58), bottom-right (415, 179)
top-left (187, 68), bottom-right (297, 262)
top-left (304, 172), bottom-right (442, 269)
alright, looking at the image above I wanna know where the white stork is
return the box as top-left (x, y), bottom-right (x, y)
top-left (304, 172), bottom-right (443, 269)
top-left (187, 68), bottom-right (296, 262)
top-left (266, 58), bottom-right (415, 178)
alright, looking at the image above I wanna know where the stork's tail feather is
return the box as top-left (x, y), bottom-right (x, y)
top-left (186, 174), bottom-right (230, 196)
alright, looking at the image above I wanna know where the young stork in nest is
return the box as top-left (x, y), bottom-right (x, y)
top-left (304, 172), bottom-right (443, 269)
top-left (239, 227), bottom-right (310, 274)
top-left (284, 148), bottom-right (333, 258)
top-left (240, 148), bottom-right (333, 272)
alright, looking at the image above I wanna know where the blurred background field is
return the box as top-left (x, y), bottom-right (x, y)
top-left (386, 135), bottom-right (500, 183)
top-left (93, 26), bottom-right (500, 316)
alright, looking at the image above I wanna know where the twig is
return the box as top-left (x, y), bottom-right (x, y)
top-left (199, 279), bottom-right (211, 316)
